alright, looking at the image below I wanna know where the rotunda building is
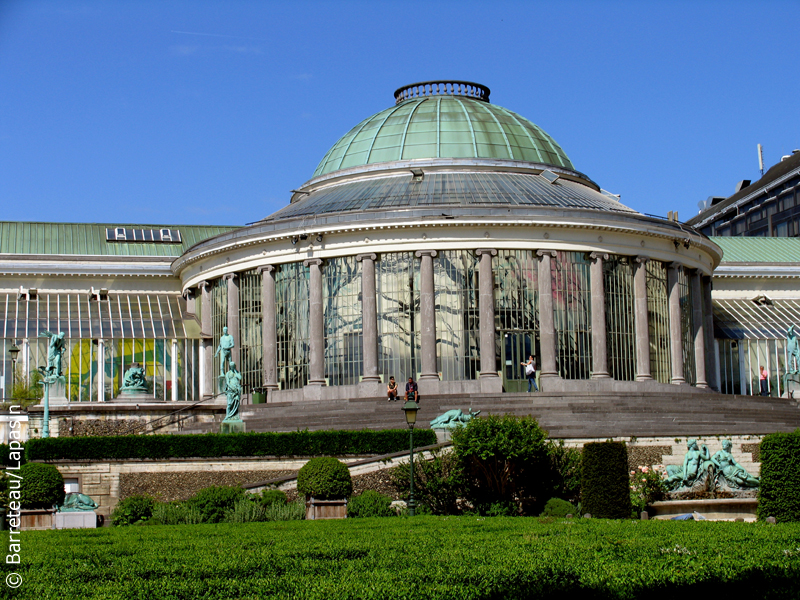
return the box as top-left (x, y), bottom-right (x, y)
top-left (173, 81), bottom-right (722, 403)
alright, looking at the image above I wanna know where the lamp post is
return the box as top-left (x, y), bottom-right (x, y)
top-left (402, 400), bottom-right (418, 516)
top-left (8, 343), bottom-right (19, 400)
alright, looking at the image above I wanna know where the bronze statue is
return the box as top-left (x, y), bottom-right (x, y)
top-left (223, 361), bottom-right (242, 421)
top-left (788, 325), bottom-right (800, 374)
top-left (121, 363), bottom-right (147, 392)
top-left (215, 326), bottom-right (235, 377)
top-left (664, 439), bottom-right (712, 491)
top-left (711, 440), bottom-right (760, 489)
top-left (39, 330), bottom-right (66, 376)
top-left (429, 408), bottom-right (481, 429)
top-left (59, 492), bottom-right (98, 512)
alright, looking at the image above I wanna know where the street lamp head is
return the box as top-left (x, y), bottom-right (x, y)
top-left (402, 400), bottom-right (418, 427)
top-left (8, 344), bottom-right (19, 361)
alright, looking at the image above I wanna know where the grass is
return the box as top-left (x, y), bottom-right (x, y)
top-left (6, 517), bottom-right (800, 599)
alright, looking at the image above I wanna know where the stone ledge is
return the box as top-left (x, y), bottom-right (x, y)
top-left (650, 498), bottom-right (758, 522)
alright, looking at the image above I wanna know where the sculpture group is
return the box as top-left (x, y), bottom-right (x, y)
top-left (429, 408), bottom-right (481, 429)
top-left (664, 439), bottom-right (759, 492)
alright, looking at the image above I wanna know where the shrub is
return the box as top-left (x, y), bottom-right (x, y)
top-left (451, 414), bottom-right (550, 515)
top-left (581, 441), bottom-right (632, 519)
top-left (629, 465), bottom-right (667, 515)
top-left (297, 457), bottom-right (352, 499)
top-left (348, 490), bottom-right (395, 518)
top-left (391, 449), bottom-right (465, 515)
top-left (259, 489), bottom-right (288, 506)
top-left (545, 440), bottom-right (582, 505)
top-left (758, 429), bottom-right (800, 522)
top-left (539, 497), bottom-right (576, 517)
top-left (264, 498), bottom-right (305, 521)
top-left (19, 462), bottom-right (65, 509)
top-left (25, 429), bottom-right (438, 462)
top-left (185, 485), bottom-right (247, 524)
top-left (111, 495), bottom-right (156, 526)
top-left (225, 498), bottom-right (267, 523)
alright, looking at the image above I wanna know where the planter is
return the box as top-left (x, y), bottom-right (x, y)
top-left (20, 508), bottom-right (56, 530)
top-left (305, 496), bottom-right (347, 520)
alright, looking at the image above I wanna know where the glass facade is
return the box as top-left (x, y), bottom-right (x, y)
top-left (376, 252), bottom-right (419, 383)
top-left (323, 256), bottom-right (362, 386)
top-left (275, 262), bottom-right (310, 390)
top-left (604, 256), bottom-right (637, 381)
top-left (552, 251), bottom-right (592, 380)
top-left (645, 260), bottom-right (672, 384)
top-left (239, 270), bottom-right (263, 393)
top-left (678, 268), bottom-right (696, 384)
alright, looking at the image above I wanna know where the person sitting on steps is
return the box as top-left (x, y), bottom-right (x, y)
top-left (387, 376), bottom-right (398, 402)
top-left (405, 377), bottom-right (419, 404)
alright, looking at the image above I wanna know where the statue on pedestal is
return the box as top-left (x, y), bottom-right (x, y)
top-left (711, 440), bottom-right (760, 489)
top-left (39, 330), bottom-right (66, 376)
top-left (59, 492), bottom-right (99, 512)
top-left (215, 326), bottom-right (235, 377)
top-left (223, 361), bottom-right (242, 422)
top-left (121, 363), bottom-right (148, 393)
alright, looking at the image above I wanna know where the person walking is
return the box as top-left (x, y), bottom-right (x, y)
top-left (521, 355), bottom-right (538, 392)
top-left (759, 365), bottom-right (769, 396)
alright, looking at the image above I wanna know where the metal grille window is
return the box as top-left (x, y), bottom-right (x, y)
top-left (239, 270), bottom-right (263, 393)
top-left (211, 278), bottom-right (228, 382)
top-left (603, 256), bottom-right (636, 381)
top-left (552, 251), bottom-right (592, 379)
top-left (0, 292), bottom-right (200, 402)
top-left (376, 252), bottom-right (420, 383)
top-left (323, 256), bottom-right (363, 386)
top-left (646, 260), bottom-right (671, 384)
top-left (435, 250), bottom-right (479, 381)
top-left (276, 262), bottom-right (310, 390)
top-left (494, 250), bottom-right (539, 332)
top-left (678, 269), bottom-right (696, 385)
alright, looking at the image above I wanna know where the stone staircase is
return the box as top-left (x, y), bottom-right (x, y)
top-left (176, 390), bottom-right (800, 439)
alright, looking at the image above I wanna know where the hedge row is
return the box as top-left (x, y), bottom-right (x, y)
top-left (26, 429), bottom-right (437, 462)
top-left (758, 429), bottom-right (800, 522)
top-left (581, 441), bottom-right (632, 519)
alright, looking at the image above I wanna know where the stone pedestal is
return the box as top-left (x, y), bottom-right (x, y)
top-left (220, 419), bottom-right (245, 434)
top-left (55, 511), bottom-right (97, 529)
top-left (113, 390), bottom-right (157, 403)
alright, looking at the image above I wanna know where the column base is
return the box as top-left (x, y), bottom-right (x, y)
top-left (591, 372), bottom-right (611, 379)
top-left (671, 377), bottom-right (688, 385)
top-left (695, 381), bottom-right (709, 389)
top-left (479, 371), bottom-right (500, 378)
top-left (307, 379), bottom-right (327, 387)
top-left (636, 374), bottom-right (653, 381)
top-left (360, 375), bottom-right (382, 383)
top-left (539, 371), bottom-right (559, 378)
top-left (264, 383), bottom-right (280, 391)
top-left (419, 373), bottom-right (440, 381)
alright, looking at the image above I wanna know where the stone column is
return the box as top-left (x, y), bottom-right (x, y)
top-left (304, 259), bottom-right (326, 386)
top-left (667, 262), bottom-right (686, 385)
top-left (96, 339), bottom-right (105, 402)
top-left (357, 254), bottom-right (380, 382)
top-left (198, 281), bottom-right (214, 398)
top-left (224, 273), bottom-right (240, 368)
top-left (476, 249), bottom-right (499, 381)
top-left (702, 276), bottom-right (719, 391)
top-left (258, 266), bottom-right (279, 391)
top-left (691, 271), bottom-right (709, 388)
top-left (633, 257), bottom-right (652, 381)
top-left (171, 339), bottom-right (179, 401)
top-left (415, 250), bottom-right (439, 381)
top-left (589, 252), bottom-right (610, 379)
top-left (536, 250), bottom-right (558, 378)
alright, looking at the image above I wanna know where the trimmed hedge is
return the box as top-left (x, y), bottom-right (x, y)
top-left (757, 429), bottom-right (800, 522)
top-left (25, 429), bottom-right (437, 462)
top-left (581, 441), bottom-right (632, 519)
top-left (297, 457), bottom-right (352, 499)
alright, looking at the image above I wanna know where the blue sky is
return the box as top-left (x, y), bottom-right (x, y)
top-left (1, 1), bottom-right (798, 227)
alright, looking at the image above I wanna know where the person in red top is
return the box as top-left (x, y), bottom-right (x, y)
top-left (405, 377), bottom-right (419, 403)
top-left (759, 365), bottom-right (769, 396)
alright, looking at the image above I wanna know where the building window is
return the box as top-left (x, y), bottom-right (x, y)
top-left (115, 228), bottom-right (126, 240)
top-left (323, 256), bottom-right (362, 386)
top-left (604, 256), bottom-right (636, 381)
top-left (646, 260), bottom-right (671, 384)
top-left (552, 251), bottom-right (592, 380)
top-left (435, 250), bottom-right (479, 382)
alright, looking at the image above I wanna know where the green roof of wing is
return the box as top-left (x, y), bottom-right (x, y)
top-left (0, 222), bottom-right (239, 257)
top-left (313, 96), bottom-right (574, 178)
top-left (712, 236), bottom-right (800, 263)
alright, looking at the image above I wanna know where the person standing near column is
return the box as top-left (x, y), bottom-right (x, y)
top-left (521, 355), bottom-right (538, 392)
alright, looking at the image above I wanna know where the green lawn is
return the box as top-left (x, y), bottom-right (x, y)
top-left (7, 518), bottom-right (800, 599)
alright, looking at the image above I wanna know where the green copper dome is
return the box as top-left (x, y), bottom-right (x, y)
top-left (313, 81), bottom-right (574, 178)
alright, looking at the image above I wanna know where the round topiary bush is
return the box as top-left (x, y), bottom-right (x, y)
top-left (539, 497), bottom-right (576, 518)
top-left (297, 457), bottom-right (352, 500)
top-left (19, 462), bottom-right (65, 509)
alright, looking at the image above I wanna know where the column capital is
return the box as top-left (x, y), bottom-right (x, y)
top-left (303, 258), bottom-right (324, 267)
top-left (415, 250), bottom-right (438, 258)
top-left (588, 252), bottom-right (609, 262)
top-left (634, 256), bottom-right (649, 265)
top-left (257, 265), bottom-right (277, 274)
top-left (223, 272), bottom-right (238, 282)
top-left (536, 249), bottom-right (557, 259)
top-left (475, 248), bottom-right (497, 257)
top-left (668, 261), bottom-right (683, 271)
top-left (182, 288), bottom-right (194, 300)
top-left (356, 253), bottom-right (377, 262)
top-left (197, 280), bottom-right (211, 291)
